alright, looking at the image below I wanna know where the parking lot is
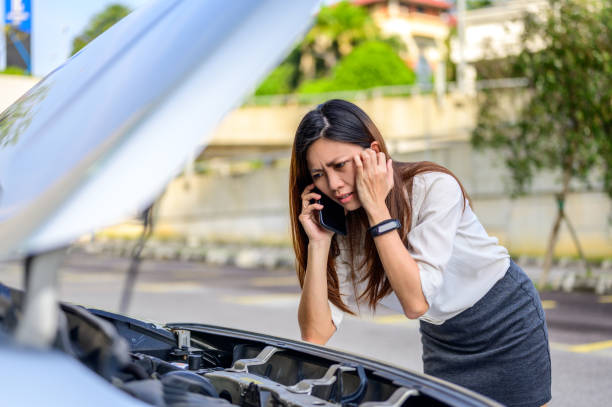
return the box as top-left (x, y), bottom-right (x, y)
top-left (2, 252), bottom-right (612, 406)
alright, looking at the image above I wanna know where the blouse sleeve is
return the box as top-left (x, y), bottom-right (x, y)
top-left (407, 173), bottom-right (465, 307)
top-left (328, 299), bottom-right (344, 329)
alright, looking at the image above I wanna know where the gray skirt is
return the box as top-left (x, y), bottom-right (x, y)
top-left (420, 260), bottom-right (552, 407)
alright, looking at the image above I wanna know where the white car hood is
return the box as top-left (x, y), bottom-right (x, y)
top-left (0, 0), bottom-right (319, 259)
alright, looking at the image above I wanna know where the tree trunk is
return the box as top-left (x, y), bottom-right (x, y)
top-left (540, 204), bottom-right (563, 289)
top-left (539, 172), bottom-right (571, 289)
top-left (299, 52), bottom-right (316, 81)
top-left (563, 212), bottom-right (591, 276)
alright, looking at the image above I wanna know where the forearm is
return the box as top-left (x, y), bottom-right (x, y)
top-left (368, 208), bottom-right (429, 319)
top-left (297, 240), bottom-right (336, 344)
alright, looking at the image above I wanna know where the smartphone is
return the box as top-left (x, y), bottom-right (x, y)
top-left (313, 188), bottom-right (347, 236)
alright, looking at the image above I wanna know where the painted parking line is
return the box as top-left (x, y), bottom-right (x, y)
top-left (567, 340), bottom-right (612, 353)
top-left (598, 296), bottom-right (612, 304)
top-left (540, 300), bottom-right (557, 309)
top-left (249, 276), bottom-right (299, 287)
top-left (223, 294), bottom-right (300, 306)
top-left (370, 314), bottom-right (415, 325)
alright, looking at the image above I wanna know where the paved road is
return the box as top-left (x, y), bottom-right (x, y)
top-left (2, 253), bottom-right (612, 406)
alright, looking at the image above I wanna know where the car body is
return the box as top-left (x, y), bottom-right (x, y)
top-left (0, 1), bottom-right (501, 406)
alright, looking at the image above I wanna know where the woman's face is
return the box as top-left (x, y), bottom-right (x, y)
top-left (305, 138), bottom-right (365, 211)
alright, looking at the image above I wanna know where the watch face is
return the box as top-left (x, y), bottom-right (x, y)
top-left (370, 220), bottom-right (400, 236)
top-left (377, 221), bottom-right (399, 234)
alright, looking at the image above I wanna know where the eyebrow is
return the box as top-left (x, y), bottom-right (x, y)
top-left (310, 158), bottom-right (349, 173)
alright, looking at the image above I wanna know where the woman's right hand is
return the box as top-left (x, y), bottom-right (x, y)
top-left (299, 184), bottom-right (334, 243)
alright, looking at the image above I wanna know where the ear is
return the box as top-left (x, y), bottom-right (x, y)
top-left (370, 141), bottom-right (381, 153)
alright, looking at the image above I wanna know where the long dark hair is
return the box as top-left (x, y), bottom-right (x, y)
top-left (289, 99), bottom-right (469, 313)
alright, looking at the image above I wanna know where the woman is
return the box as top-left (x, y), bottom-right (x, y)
top-left (289, 99), bottom-right (551, 407)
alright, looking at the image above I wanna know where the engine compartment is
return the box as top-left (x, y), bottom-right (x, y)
top-left (0, 282), bottom-right (487, 407)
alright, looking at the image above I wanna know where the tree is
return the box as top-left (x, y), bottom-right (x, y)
top-left (255, 47), bottom-right (302, 96)
top-left (299, 1), bottom-right (382, 80)
top-left (71, 4), bottom-right (131, 56)
top-left (255, 1), bottom-right (403, 95)
top-left (467, 0), bottom-right (493, 10)
top-left (298, 40), bottom-right (416, 93)
top-left (472, 0), bottom-right (612, 287)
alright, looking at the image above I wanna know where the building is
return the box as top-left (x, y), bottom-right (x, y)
top-left (353, 0), bottom-right (455, 71)
top-left (449, 0), bottom-right (548, 84)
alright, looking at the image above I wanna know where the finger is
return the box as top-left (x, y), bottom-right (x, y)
top-left (303, 203), bottom-right (323, 216)
top-left (360, 151), bottom-right (370, 171)
top-left (367, 148), bottom-right (377, 161)
top-left (302, 192), bottom-right (321, 202)
top-left (366, 149), bottom-right (378, 170)
top-left (386, 158), bottom-right (394, 185)
top-left (353, 154), bottom-right (364, 175)
top-left (377, 152), bottom-right (386, 169)
top-left (301, 184), bottom-right (316, 199)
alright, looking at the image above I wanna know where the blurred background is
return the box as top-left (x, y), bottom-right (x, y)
top-left (1, 1), bottom-right (612, 406)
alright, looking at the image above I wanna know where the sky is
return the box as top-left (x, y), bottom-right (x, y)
top-left (1, 0), bottom-right (337, 78)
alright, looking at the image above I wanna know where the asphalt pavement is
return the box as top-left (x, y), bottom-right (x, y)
top-left (1, 253), bottom-right (612, 406)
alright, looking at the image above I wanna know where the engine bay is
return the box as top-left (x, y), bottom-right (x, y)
top-left (0, 282), bottom-right (488, 407)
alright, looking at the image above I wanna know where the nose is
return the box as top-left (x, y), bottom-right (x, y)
top-left (327, 171), bottom-right (344, 192)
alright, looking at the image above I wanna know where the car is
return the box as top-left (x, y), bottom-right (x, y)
top-left (0, 1), bottom-right (502, 406)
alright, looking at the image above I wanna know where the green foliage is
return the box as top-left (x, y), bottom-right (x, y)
top-left (443, 27), bottom-right (457, 83)
top-left (299, 41), bottom-right (415, 93)
top-left (256, 1), bottom-right (404, 95)
top-left (472, 0), bottom-right (612, 198)
top-left (467, 0), bottom-right (493, 10)
top-left (71, 4), bottom-right (131, 55)
top-left (307, 0), bottom-right (378, 45)
top-left (0, 66), bottom-right (29, 76)
top-left (473, 56), bottom-right (521, 80)
top-left (255, 63), bottom-right (297, 95)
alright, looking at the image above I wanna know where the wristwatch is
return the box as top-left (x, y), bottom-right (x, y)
top-left (368, 219), bottom-right (401, 237)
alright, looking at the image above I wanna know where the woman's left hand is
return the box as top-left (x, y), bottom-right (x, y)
top-left (353, 149), bottom-right (394, 217)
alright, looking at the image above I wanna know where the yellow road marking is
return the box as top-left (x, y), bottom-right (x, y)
top-left (371, 314), bottom-right (410, 324)
top-left (598, 296), bottom-right (612, 304)
top-left (223, 294), bottom-right (300, 305)
top-left (135, 281), bottom-right (205, 293)
top-left (567, 340), bottom-right (612, 353)
top-left (541, 300), bottom-right (557, 309)
top-left (250, 276), bottom-right (299, 287)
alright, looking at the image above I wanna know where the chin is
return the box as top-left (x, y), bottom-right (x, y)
top-left (344, 201), bottom-right (362, 212)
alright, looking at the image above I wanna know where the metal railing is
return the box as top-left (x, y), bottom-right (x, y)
top-left (245, 77), bottom-right (529, 106)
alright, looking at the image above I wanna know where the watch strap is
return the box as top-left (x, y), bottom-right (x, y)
top-left (368, 219), bottom-right (401, 237)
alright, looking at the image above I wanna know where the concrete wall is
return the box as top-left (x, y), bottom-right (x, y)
top-left (209, 93), bottom-right (477, 155)
top-left (156, 139), bottom-right (612, 259)
top-left (2, 74), bottom-right (610, 257)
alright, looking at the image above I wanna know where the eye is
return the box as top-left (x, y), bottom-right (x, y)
top-left (335, 161), bottom-right (348, 169)
top-left (312, 172), bottom-right (323, 180)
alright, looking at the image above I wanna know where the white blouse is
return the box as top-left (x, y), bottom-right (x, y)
top-left (329, 171), bottom-right (510, 327)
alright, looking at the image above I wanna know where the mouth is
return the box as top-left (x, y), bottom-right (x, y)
top-left (336, 192), bottom-right (353, 204)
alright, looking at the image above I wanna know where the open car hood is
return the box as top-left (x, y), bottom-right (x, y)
top-left (0, 0), bottom-right (319, 260)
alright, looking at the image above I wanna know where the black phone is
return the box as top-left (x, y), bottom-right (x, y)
top-left (313, 188), bottom-right (347, 235)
